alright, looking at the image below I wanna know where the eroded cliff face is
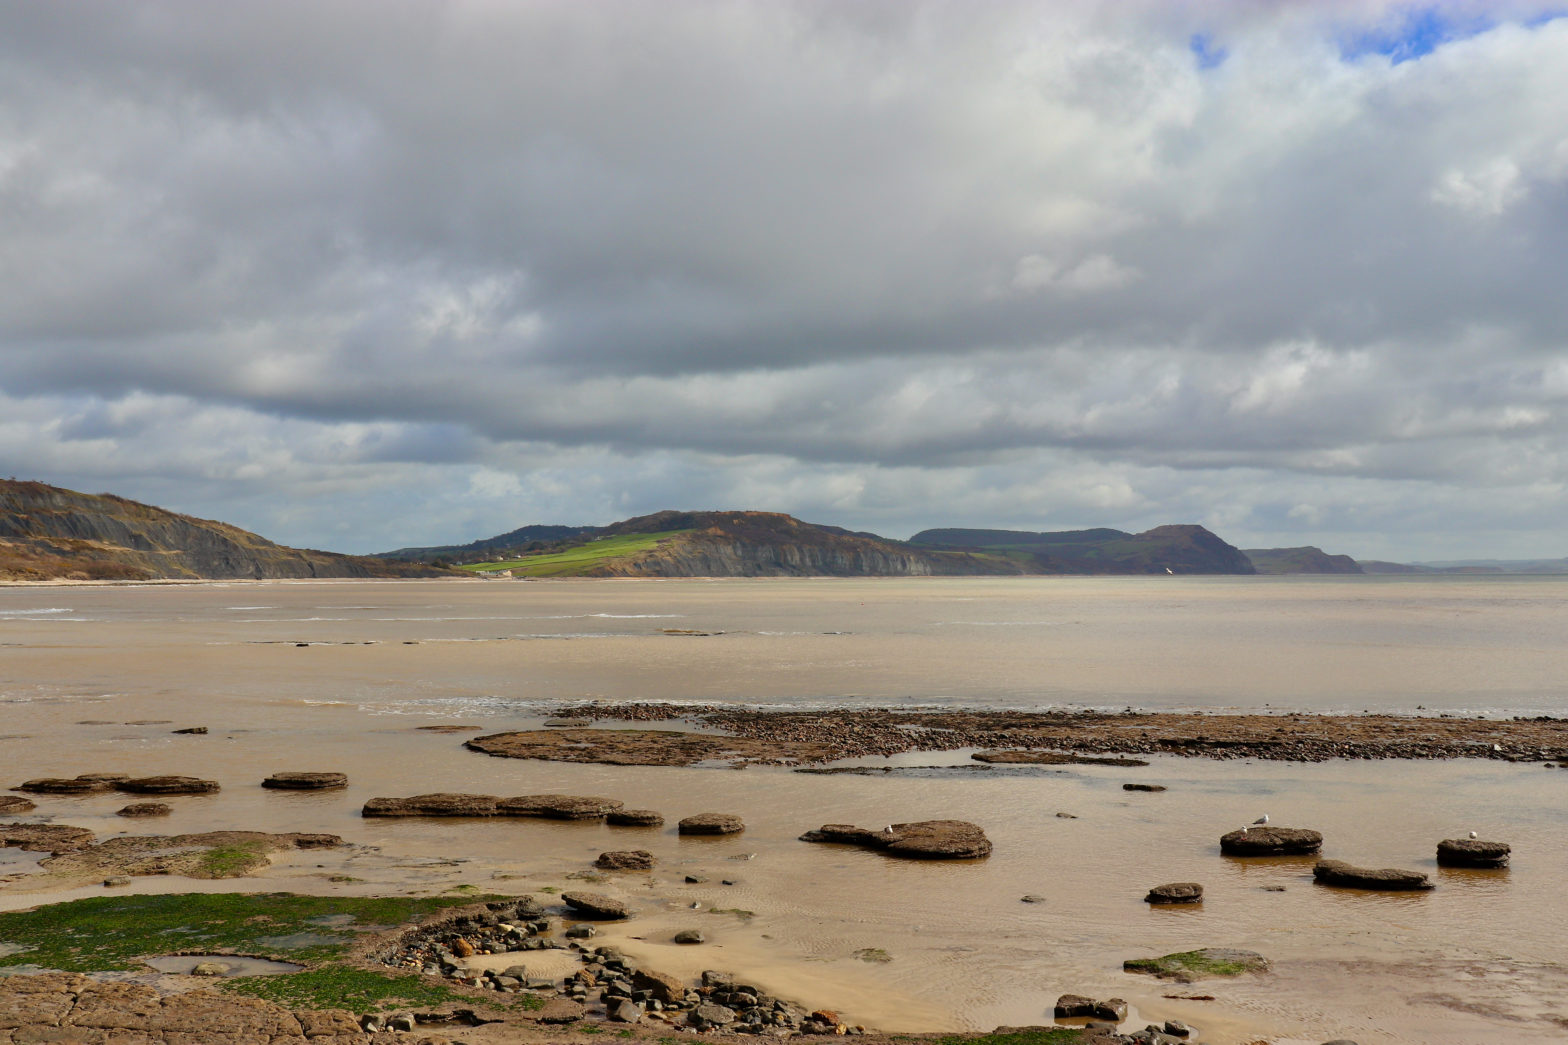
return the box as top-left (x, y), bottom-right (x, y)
top-left (595, 538), bottom-right (940, 577)
top-left (0, 480), bottom-right (442, 581)
top-left (581, 515), bottom-right (1023, 578)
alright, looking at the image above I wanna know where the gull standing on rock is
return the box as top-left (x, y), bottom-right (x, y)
top-left (1243, 814), bottom-right (1269, 833)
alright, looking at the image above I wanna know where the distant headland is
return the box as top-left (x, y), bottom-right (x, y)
top-left (7, 479), bottom-right (1561, 582)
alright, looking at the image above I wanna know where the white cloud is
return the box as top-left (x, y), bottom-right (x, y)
top-left (0, 1), bottom-right (1565, 558)
top-left (1431, 157), bottom-right (1525, 216)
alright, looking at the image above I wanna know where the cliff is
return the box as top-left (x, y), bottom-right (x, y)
top-left (1244, 547), bottom-right (1364, 574)
top-left (440, 511), bottom-right (1259, 578)
top-left (909, 523), bottom-right (1257, 575)
top-left (0, 480), bottom-right (445, 582)
top-left (587, 511), bottom-right (1018, 577)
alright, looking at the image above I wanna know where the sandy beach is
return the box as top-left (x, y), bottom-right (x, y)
top-left (3, 577), bottom-right (1567, 1044)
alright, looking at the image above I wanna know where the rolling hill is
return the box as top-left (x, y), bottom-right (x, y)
top-left (437, 513), bottom-right (1259, 577)
top-left (0, 480), bottom-right (445, 581)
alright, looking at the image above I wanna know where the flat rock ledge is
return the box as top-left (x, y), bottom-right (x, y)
top-left (17, 774), bottom-right (220, 796)
top-left (800, 820), bottom-right (992, 859)
top-left (561, 891), bottom-right (630, 919)
top-left (1436, 838), bottom-right (1510, 868)
top-left (1145, 881), bottom-right (1203, 904)
top-left (1, 822), bottom-right (96, 852)
top-left (678, 812), bottom-right (746, 835)
top-left (14, 775), bottom-right (121, 794)
top-left (0, 972), bottom-right (370, 1045)
top-left (1313, 859), bottom-right (1434, 891)
top-left (118, 775), bottom-right (221, 795)
top-left (1219, 825), bottom-right (1323, 856)
top-left (1123, 947), bottom-right (1270, 982)
top-left (973, 750), bottom-right (1150, 767)
top-left (501, 794), bottom-right (625, 820)
top-left (607, 808), bottom-right (664, 826)
top-left (0, 795), bottom-right (36, 814)
top-left (361, 793), bottom-right (625, 819)
top-left (262, 771), bottom-right (348, 790)
top-left (116, 802), bottom-right (172, 818)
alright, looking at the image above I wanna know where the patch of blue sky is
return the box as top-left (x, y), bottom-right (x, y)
top-left (1188, 32), bottom-right (1227, 70)
top-left (1338, 5), bottom-right (1497, 64)
top-left (1522, 7), bottom-right (1568, 28)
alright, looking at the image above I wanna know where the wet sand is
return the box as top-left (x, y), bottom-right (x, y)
top-left (3, 578), bottom-right (1567, 1043)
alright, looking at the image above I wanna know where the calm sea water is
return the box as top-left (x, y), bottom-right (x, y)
top-left (2, 576), bottom-right (1565, 1044)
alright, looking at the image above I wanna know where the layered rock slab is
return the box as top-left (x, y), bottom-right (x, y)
top-left (678, 813), bottom-right (745, 835)
top-left (800, 820), bottom-right (992, 859)
top-left (361, 792), bottom-right (624, 819)
top-left (1436, 838), bottom-right (1510, 868)
top-left (262, 771), bottom-right (348, 790)
top-left (1219, 826), bottom-right (1322, 856)
top-left (1313, 859), bottom-right (1433, 891)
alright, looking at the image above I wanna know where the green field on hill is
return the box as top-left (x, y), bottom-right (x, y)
top-left (459, 530), bottom-right (689, 577)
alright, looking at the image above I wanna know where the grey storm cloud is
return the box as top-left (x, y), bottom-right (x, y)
top-left (0, 0), bottom-right (1565, 558)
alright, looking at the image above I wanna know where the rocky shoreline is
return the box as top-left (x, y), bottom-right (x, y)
top-left (484, 704), bottom-right (1568, 766)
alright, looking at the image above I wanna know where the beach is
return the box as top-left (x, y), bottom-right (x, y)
top-left (2, 577), bottom-right (1566, 1044)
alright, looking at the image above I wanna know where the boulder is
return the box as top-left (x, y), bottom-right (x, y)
top-left (689, 1002), bottom-right (737, 1029)
top-left (535, 999), bottom-right (585, 1024)
top-left (561, 891), bottom-right (629, 919)
top-left (262, 772), bottom-right (348, 790)
top-left (608, 998), bottom-right (642, 1023)
top-left (631, 969), bottom-right (686, 1005)
top-left (595, 850), bottom-right (655, 871)
top-left (673, 929), bottom-right (705, 944)
top-left (606, 809), bottom-right (664, 826)
top-left (497, 795), bottom-right (625, 820)
top-left (1313, 859), bottom-right (1433, 891)
top-left (14, 776), bottom-right (114, 795)
top-left (1436, 838), bottom-right (1510, 868)
top-left (1219, 826), bottom-right (1322, 856)
top-left (117, 776), bottom-right (220, 795)
top-left (116, 802), bottom-right (172, 818)
top-left (1092, 999), bottom-right (1127, 1021)
top-left (190, 962), bottom-right (230, 977)
top-left (1145, 882), bottom-right (1203, 904)
top-left (0, 796), bottom-right (36, 814)
top-left (361, 793), bottom-right (498, 817)
top-left (1054, 994), bottom-right (1096, 1018)
top-left (678, 812), bottom-right (745, 835)
top-left (801, 820), bottom-right (991, 859)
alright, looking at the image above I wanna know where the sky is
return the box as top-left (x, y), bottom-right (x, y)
top-left (1, 1), bottom-right (1566, 560)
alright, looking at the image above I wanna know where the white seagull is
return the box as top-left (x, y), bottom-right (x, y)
top-left (1243, 813), bottom-right (1269, 833)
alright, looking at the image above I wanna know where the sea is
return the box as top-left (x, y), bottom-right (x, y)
top-left (1, 576), bottom-right (1565, 1044)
